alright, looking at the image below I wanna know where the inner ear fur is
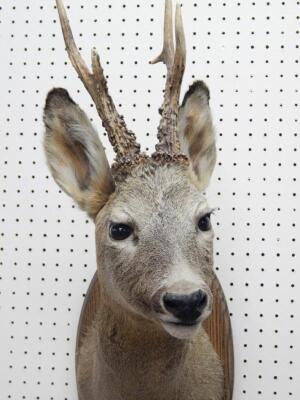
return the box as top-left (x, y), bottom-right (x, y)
top-left (43, 88), bottom-right (115, 218)
top-left (178, 81), bottom-right (216, 189)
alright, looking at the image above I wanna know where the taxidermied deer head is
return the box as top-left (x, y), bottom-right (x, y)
top-left (43, 0), bottom-right (216, 342)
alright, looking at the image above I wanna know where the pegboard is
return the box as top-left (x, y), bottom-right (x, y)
top-left (0, 0), bottom-right (299, 399)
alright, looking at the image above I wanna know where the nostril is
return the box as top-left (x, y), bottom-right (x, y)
top-left (163, 293), bottom-right (183, 313)
top-left (163, 290), bottom-right (208, 322)
top-left (194, 290), bottom-right (208, 309)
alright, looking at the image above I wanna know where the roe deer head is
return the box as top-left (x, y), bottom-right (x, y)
top-left (43, 1), bottom-right (223, 399)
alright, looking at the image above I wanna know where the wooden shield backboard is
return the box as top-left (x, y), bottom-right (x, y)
top-left (76, 272), bottom-right (234, 400)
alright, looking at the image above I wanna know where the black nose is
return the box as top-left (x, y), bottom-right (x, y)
top-left (163, 290), bottom-right (208, 323)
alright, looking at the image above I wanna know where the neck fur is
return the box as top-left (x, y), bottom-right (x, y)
top-left (95, 283), bottom-right (190, 399)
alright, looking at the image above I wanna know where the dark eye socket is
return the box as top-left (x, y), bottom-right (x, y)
top-left (110, 223), bottom-right (133, 240)
top-left (198, 214), bottom-right (211, 232)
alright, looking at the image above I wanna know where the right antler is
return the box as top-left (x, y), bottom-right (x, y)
top-left (151, 0), bottom-right (186, 155)
top-left (55, 0), bottom-right (140, 160)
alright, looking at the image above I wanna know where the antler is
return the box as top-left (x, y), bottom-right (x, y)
top-left (151, 0), bottom-right (186, 155)
top-left (55, 0), bottom-right (140, 160)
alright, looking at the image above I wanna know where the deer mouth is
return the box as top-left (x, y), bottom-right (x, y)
top-left (161, 320), bottom-right (201, 340)
top-left (168, 320), bottom-right (199, 327)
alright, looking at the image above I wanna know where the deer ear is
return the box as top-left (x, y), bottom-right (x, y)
top-left (43, 88), bottom-right (114, 218)
top-left (178, 81), bottom-right (216, 189)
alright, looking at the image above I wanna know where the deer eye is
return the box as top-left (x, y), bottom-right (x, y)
top-left (198, 214), bottom-right (211, 232)
top-left (110, 223), bottom-right (133, 240)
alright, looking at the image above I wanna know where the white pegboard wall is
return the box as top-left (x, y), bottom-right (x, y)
top-left (0, 1), bottom-right (299, 399)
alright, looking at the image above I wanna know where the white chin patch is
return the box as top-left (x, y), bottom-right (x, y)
top-left (162, 321), bottom-right (201, 340)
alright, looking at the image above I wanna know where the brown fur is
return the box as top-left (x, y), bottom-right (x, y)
top-left (77, 283), bottom-right (223, 400)
top-left (43, 88), bottom-right (114, 218)
top-left (179, 81), bottom-right (216, 189)
top-left (43, 81), bottom-right (222, 400)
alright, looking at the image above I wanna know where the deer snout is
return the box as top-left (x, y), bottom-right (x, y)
top-left (163, 289), bottom-right (208, 324)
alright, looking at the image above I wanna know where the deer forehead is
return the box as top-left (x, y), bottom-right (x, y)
top-left (100, 164), bottom-right (209, 226)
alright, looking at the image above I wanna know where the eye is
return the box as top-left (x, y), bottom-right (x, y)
top-left (110, 223), bottom-right (133, 240)
top-left (198, 214), bottom-right (211, 232)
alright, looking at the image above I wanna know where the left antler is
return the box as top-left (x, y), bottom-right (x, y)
top-left (55, 0), bottom-right (141, 160)
top-left (151, 0), bottom-right (186, 155)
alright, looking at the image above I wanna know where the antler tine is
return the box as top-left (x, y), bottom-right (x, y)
top-left (151, 0), bottom-right (186, 155)
top-left (170, 1), bottom-right (186, 107)
top-left (150, 0), bottom-right (174, 71)
top-left (55, 0), bottom-right (140, 160)
top-left (55, 0), bottom-right (92, 87)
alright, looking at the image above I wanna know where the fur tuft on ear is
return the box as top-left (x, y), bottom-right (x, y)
top-left (43, 88), bottom-right (114, 218)
top-left (178, 80), bottom-right (216, 189)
